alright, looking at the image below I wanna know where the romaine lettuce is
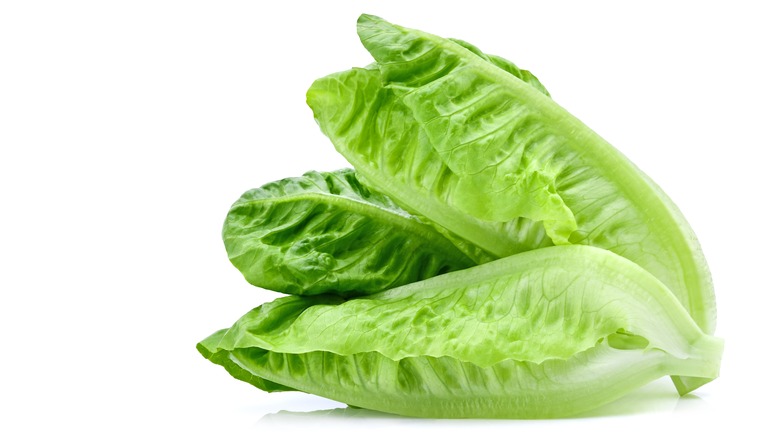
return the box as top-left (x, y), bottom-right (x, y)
top-left (198, 14), bottom-right (722, 416)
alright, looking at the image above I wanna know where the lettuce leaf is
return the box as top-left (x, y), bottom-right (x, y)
top-left (307, 15), bottom-right (716, 367)
top-left (198, 246), bottom-right (722, 418)
top-left (223, 169), bottom-right (482, 296)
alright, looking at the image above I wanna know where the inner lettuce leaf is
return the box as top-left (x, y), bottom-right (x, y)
top-left (223, 169), bottom-right (485, 296)
top-left (307, 15), bottom-right (716, 363)
top-left (198, 245), bottom-right (722, 418)
top-left (309, 67), bottom-right (552, 260)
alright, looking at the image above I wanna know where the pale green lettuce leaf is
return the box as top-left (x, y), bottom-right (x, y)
top-left (448, 38), bottom-right (551, 97)
top-left (308, 67), bottom-right (553, 260)
top-left (307, 15), bottom-right (716, 363)
top-left (198, 246), bottom-right (722, 418)
top-left (223, 169), bottom-right (483, 296)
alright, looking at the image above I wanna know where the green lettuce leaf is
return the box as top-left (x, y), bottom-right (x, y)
top-left (308, 67), bottom-right (553, 260)
top-left (196, 329), bottom-right (292, 393)
top-left (307, 16), bottom-right (716, 372)
top-left (223, 169), bottom-right (483, 296)
top-left (198, 246), bottom-right (723, 418)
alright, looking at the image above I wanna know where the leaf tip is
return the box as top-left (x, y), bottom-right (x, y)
top-left (356, 13), bottom-right (397, 50)
top-left (357, 13), bottom-right (385, 29)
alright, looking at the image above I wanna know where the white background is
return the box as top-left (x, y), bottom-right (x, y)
top-left (1, 1), bottom-right (778, 436)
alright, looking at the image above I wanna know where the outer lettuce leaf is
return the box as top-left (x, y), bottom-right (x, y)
top-left (198, 246), bottom-right (723, 418)
top-left (196, 329), bottom-right (292, 393)
top-left (223, 169), bottom-right (482, 296)
top-left (307, 16), bottom-right (716, 357)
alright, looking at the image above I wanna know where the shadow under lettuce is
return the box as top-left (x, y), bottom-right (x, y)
top-left (257, 380), bottom-right (706, 425)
